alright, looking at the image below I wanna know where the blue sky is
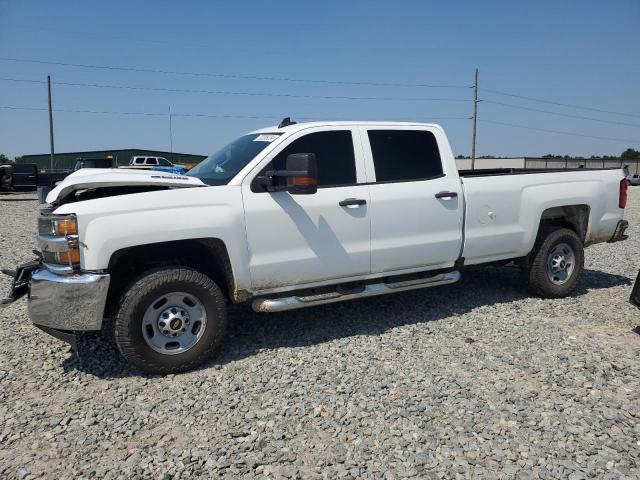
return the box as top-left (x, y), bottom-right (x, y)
top-left (0, 0), bottom-right (638, 159)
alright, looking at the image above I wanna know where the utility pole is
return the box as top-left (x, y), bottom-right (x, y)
top-left (47, 75), bottom-right (55, 171)
top-left (471, 68), bottom-right (479, 170)
top-left (169, 106), bottom-right (174, 163)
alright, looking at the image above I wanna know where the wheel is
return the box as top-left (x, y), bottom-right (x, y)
top-left (113, 267), bottom-right (227, 374)
top-left (522, 227), bottom-right (584, 298)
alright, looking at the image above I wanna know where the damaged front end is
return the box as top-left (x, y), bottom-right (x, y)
top-left (1, 253), bottom-right (42, 306)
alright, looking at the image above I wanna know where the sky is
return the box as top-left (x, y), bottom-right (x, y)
top-left (0, 0), bottom-right (638, 160)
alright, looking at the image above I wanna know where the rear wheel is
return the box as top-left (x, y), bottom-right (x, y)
top-left (113, 267), bottom-right (227, 374)
top-left (522, 227), bottom-right (584, 298)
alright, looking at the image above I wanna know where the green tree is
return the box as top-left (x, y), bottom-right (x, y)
top-left (0, 154), bottom-right (11, 165)
top-left (621, 148), bottom-right (640, 159)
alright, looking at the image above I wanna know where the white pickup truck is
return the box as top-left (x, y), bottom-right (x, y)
top-left (2, 120), bottom-right (629, 374)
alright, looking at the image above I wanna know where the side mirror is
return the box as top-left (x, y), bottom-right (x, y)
top-left (282, 153), bottom-right (317, 195)
top-left (257, 153), bottom-right (318, 195)
top-left (631, 271), bottom-right (640, 308)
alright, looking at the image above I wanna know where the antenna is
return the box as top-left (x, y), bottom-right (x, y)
top-left (278, 117), bottom-right (296, 128)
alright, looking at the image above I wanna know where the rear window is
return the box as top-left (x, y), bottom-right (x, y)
top-left (11, 164), bottom-right (37, 174)
top-left (368, 130), bottom-right (443, 182)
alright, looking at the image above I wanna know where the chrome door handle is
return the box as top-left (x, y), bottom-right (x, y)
top-left (339, 198), bottom-right (367, 207)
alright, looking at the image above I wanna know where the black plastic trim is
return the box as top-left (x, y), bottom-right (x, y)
top-left (34, 325), bottom-right (77, 348)
top-left (459, 167), bottom-right (622, 178)
top-left (630, 270), bottom-right (640, 308)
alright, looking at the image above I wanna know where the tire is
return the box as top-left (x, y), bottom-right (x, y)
top-left (522, 227), bottom-right (584, 298)
top-left (113, 267), bottom-right (227, 374)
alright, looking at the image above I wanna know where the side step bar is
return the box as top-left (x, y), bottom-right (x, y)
top-left (252, 271), bottom-right (461, 313)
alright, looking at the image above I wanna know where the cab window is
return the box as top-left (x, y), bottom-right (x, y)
top-left (266, 130), bottom-right (356, 187)
top-left (367, 130), bottom-right (443, 182)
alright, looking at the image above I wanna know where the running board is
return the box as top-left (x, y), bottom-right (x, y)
top-left (252, 271), bottom-right (461, 313)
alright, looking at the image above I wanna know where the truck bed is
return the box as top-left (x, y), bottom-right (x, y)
top-left (459, 167), bottom-right (620, 177)
top-left (459, 166), bottom-right (624, 266)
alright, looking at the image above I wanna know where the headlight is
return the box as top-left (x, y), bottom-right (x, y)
top-left (38, 213), bottom-right (80, 271)
top-left (38, 214), bottom-right (78, 236)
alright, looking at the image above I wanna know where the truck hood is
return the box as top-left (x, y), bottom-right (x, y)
top-left (46, 168), bottom-right (206, 204)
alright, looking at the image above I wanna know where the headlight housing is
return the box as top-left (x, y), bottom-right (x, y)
top-left (38, 213), bottom-right (80, 272)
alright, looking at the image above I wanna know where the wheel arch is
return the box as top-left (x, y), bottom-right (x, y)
top-left (536, 204), bottom-right (591, 244)
top-left (105, 238), bottom-right (249, 316)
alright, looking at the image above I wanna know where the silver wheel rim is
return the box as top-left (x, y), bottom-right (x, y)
top-left (546, 243), bottom-right (575, 285)
top-left (142, 292), bottom-right (207, 355)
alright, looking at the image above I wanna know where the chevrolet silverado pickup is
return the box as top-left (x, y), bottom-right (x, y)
top-left (2, 120), bottom-right (630, 374)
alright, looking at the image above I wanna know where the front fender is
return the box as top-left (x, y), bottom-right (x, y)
top-left (54, 186), bottom-right (252, 291)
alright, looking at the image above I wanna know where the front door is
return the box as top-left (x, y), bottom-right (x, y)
top-left (242, 128), bottom-right (371, 291)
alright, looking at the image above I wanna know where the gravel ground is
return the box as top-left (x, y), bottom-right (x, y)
top-left (1, 189), bottom-right (639, 480)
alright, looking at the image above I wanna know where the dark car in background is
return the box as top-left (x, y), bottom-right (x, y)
top-left (0, 163), bottom-right (39, 191)
top-left (10, 163), bottom-right (38, 190)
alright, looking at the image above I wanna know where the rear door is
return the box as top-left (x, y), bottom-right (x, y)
top-left (11, 164), bottom-right (38, 188)
top-left (242, 127), bottom-right (371, 290)
top-left (361, 127), bottom-right (463, 273)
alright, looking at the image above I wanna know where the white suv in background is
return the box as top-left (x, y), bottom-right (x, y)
top-left (130, 156), bottom-right (173, 167)
top-left (128, 156), bottom-right (188, 175)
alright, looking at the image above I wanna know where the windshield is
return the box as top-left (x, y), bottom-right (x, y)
top-left (187, 133), bottom-right (282, 185)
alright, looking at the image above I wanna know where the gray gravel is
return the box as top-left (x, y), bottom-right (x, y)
top-left (1, 188), bottom-right (639, 479)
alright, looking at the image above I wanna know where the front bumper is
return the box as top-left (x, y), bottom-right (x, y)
top-left (28, 269), bottom-right (110, 331)
top-left (3, 261), bottom-right (110, 332)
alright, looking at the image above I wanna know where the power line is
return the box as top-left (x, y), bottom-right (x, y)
top-left (5, 102), bottom-right (634, 143)
top-left (0, 57), bottom-right (470, 89)
top-left (2, 57), bottom-right (635, 121)
top-left (0, 76), bottom-right (473, 103)
top-left (483, 100), bottom-right (640, 128)
top-left (0, 105), bottom-right (471, 122)
top-left (8, 24), bottom-right (363, 65)
top-left (480, 119), bottom-right (639, 144)
top-left (0, 105), bottom-right (290, 119)
top-left (481, 87), bottom-right (640, 119)
top-left (4, 75), bottom-right (636, 131)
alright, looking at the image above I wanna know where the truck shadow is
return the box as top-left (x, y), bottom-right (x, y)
top-left (64, 267), bottom-right (632, 379)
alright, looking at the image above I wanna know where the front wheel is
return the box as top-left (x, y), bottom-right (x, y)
top-left (522, 227), bottom-right (584, 298)
top-left (113, 267), bottom-right (227, 374)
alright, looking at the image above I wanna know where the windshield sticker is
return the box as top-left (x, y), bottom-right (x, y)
top-left (253, 134), bottom-right (280, 142)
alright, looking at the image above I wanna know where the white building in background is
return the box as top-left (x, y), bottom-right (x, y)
top-left (455, 157), bottom-right (638, 173)
top-left (455, 157), bottom-right (525, 170)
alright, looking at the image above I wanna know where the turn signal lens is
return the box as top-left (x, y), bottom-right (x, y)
top-left (54, 218), bottom-right (78, 235)
top-left (57, 248), bottom-right (80, 265)
top-left (292, 176), bottom-right (316, 186)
